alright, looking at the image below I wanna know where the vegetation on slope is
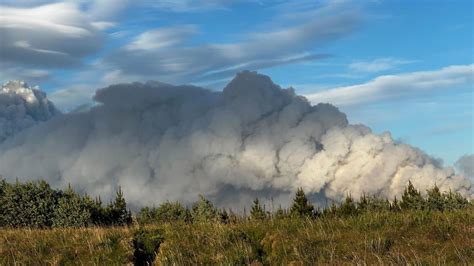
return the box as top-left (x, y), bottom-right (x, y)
top-left (0, 178), bottom-right (473, 265)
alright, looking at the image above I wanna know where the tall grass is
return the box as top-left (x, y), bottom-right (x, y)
top-left (1, 207), bottom-right (473, 265)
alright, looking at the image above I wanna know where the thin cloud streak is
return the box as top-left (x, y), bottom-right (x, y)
top-left (306, 64), bottom-right (474, 106)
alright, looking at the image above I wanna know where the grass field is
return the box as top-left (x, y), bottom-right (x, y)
top-left (1, 208), bottom-right (473, 265)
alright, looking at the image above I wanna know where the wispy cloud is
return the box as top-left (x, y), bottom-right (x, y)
top-left (348, 57), bottom-right (416, 73)
top-left (0, 2), bottom-right (104, 68)
top-left (104, 1), bottom-right (361, 83)
top-left (306, 64), bottom-right (474, 106)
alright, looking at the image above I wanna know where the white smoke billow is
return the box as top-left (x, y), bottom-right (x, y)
top-left (0, 80), bottom-right (59, 143)
top-left (0, 72), bottom-right (471, 208)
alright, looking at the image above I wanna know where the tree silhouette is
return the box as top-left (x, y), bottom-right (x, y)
top-left (290, 188), bottom-right (314, 217)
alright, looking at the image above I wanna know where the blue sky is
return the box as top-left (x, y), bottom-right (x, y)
top-left (0, 0), bottom-right (473, 165)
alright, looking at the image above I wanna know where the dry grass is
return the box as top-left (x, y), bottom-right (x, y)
top-left (0, 227), bottom-right (134, 265)
top-left (1, 208), bottom-right (473, 265)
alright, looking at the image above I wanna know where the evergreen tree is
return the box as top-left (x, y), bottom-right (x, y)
top-left (443, 190), bottom-right (469, 210)
top-left (107, 187), bottom-right (132, 226)
top-left (0, 180), bottom-right (58, 228)
top-left (250, 198), bottom-right (266, 220)
top-left (426, 185), bottom-right (445, 211)
top-left (0, 179), bottom-right (8, 226)
top-left (400, 181), bottom-right (425, 210)
top-left (137, 201), bottom-right (190, 224)
top-left (191, 195), bottom-right (218, 223)
top-left (338, 194), bottom-right (357, 216)
top-left (358, 194), bottom-right (390, 212)
top-left (52, 186), bottom-right (91, 227)
top-left (290, 188), bottom-right (314, 218)
top-left (390, 196), bottom-right (401, 212)
top-left (274, 205), bottom-right (287, 219)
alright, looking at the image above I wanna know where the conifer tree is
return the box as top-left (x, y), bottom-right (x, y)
top-left (443, 190), bottom-right (469, 210)
top-left (290, 188), bottom-right (314, 218)
top-left (52, 185), bottom-right (91, 227)
top-left (250, 198), bottom-right (266, 220)
top-left (338, 194), bottom-right (357, 216)
top-left (107, 187), bottom-right (132, 226)
top-left (400, 181), bottom-right (425, 210)
top-left (191, 195), bottom-right (217, 223)
top-left (390, 196), bottom-right (401, 212)
top-left (426, 184), bottom-right (445, 211)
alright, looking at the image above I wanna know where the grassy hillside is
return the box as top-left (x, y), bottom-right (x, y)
top-left (2, 208), bottom-right (473, 265)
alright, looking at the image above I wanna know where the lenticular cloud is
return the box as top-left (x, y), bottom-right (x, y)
top-left (0, 72), bottom-right (471, 208)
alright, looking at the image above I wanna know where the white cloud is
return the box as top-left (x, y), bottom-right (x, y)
top-left (349, 57), bottom-right (416, 73)
top-left (0, 2), bottom-right (104, 67)
top-left (306, 64), bottom-right (474, 106)
top-left (125, 26), bottom-right (198, 51)
top-left (104, 1), bottom-right (361, 83)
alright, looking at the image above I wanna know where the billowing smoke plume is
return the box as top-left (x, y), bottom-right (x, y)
top-left (456, 154), bottom-right (474, 181)
top-left (0, 81), bottom-right (59, 143)
top-left (0, 72), bottom-right (471, 208)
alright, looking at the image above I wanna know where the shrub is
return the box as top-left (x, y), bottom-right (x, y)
top-left (52, 186), bottom-right (92, 227)
top-left (137, 201), bottom-right (190, 224)
top-left (133, 228), bottom-right (164, 266)
top-left (191, 195), bottom-right (218, 223)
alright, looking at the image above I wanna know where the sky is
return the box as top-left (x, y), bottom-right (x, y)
top-left (0, 0), bottom-right (473, 166)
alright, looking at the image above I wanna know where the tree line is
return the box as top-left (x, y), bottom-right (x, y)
top-left (0, 179), bottom-right (131, 228)
top-left (0, 178), bottom-right (470, 228)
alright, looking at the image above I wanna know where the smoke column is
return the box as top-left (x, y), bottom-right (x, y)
top-left (0, 81), bottom-right (59, 143)
top-left (0, 72), bottom-right (471, 208)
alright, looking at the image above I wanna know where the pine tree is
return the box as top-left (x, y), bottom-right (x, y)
top-left (107, 187), bottom-right (132, 226)
top-left (426, 184), bottom-right (445, 211)
top-left (52, 185), bottom-right (91, 227)
top-left (443, 190), bottom-right (469, 210)
top-left (274, 205), bottom-right (286, 219)
top-left (338, 194), bottom-right (357, 216)
top-left (191, 195), bottom-right (218, 223)
top-left (290, 188), bottom-right (314, 218)
top-left (390, 196), bottom-right (401, 212)
top-left (400, 181), bottom-right (425, 210)
top-left (250, 198), bottom-right (266, 220)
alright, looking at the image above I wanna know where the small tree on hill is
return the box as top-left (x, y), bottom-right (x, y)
top-left (338, 194), bottom-right (357, 216)
top-left (400, 181), bottom-right (425, 210)
top-left (443, 190), bottom-right (469, 210)
top-left (52, 185), bottom-right (91, 227)
top-left (426, 184), bottom-right (445, 211)
top-left (390, 196), bottom-right (401, 212)
top-left (107, 187), bottom-right (132, 226)
top-left (290, 188), bottom-right (314, 218)
top-left (250, 198), bottom-right (266, 220)
top-left (191, 195), bottom-right (218, 223)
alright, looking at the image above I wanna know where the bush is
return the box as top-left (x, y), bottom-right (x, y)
top-left (191, 195), bottom-right (219, 223)
top-left (133, 228), bottom-right (164, 265)
top-left (138, 201), bottom-right (190, 224)
top-left (0, 179), bottom-right (132, 228)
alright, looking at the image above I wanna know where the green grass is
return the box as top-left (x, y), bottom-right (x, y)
top-left (1, 208), bottom-right (473, 265)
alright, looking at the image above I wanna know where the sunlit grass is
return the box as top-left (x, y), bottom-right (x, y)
top-left (1, 207), bottom-right (472, 265)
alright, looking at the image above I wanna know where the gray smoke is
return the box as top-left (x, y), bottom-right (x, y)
top-left (0, 72), bottom-right (471, 209)
top-left (0, 80), bottom-right (59, 143)
top-left (455, 154), bottom-right (474, 181)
